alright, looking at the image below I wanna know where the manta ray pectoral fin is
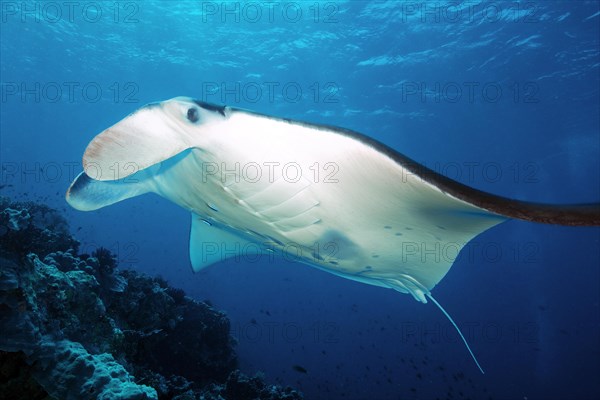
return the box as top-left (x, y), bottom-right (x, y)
top-left (65, 171), bottom-right (153, 211)
top-left (402, 160), bottom-right (600, 226)
top-left (189, 214), bottom-right (265, 272)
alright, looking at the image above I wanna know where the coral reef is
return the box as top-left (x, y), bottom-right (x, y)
top-left (0, 197), bottom-right (302, 400)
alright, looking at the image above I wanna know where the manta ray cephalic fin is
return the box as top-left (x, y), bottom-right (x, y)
top-left (66, 171), bottom-right (153, 211)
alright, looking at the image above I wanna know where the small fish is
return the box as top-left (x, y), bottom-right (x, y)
top-left (292, 365), bottom-right (308, 374)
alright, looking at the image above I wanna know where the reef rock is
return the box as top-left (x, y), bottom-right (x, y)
top-left (0, 197), bottom-right (302, 400)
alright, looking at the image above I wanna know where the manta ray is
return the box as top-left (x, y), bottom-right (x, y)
top-left (66, 97), bottom-right (600, 373)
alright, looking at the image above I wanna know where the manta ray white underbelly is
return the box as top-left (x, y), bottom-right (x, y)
top-left (66, 97), bottom-right (600, 373)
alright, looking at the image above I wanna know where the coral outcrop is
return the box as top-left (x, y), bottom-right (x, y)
top-left (0, 197), bottom-right (302, 400)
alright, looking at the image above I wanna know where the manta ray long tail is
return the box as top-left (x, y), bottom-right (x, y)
top-left (425, 293), bottom-right (486, 375)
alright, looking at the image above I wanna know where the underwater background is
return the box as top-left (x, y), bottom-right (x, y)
top-left (1, 1), bottom-right (599, 399)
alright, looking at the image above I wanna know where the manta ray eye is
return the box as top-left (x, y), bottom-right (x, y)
top-left (187, 108), bottom-right (200, 123)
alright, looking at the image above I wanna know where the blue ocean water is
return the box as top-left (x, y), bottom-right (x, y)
top-left (1, 1), bottom-right (599, 399)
